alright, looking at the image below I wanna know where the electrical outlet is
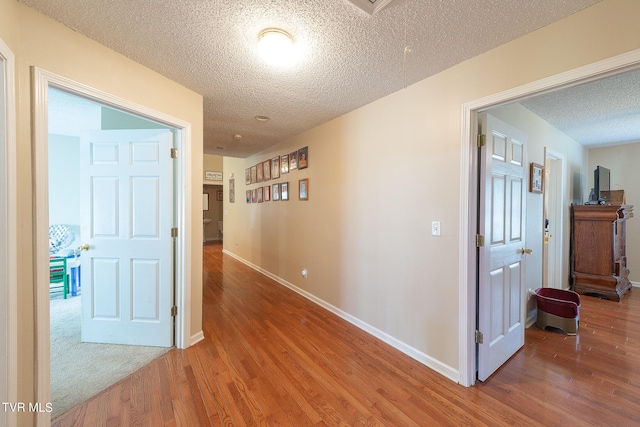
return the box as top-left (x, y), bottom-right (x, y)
top-left (432, 221), bottom-right (441, 236)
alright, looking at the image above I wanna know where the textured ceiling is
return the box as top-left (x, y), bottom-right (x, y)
top-left (21, 0), bottom-right (606, 157)
top-left (520, 68), bottom-right (640, 148)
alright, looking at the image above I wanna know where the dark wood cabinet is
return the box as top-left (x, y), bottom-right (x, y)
top-left (571, 204), bottom-right (633, 301)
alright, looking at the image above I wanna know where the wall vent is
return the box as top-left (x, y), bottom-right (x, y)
top-left (346, 0), bottom-right (395, 15)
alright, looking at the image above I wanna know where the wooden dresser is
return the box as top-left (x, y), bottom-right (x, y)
top-left (571, 204), bottom-right (634, 301)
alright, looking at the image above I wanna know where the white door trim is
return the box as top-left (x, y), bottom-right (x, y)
top-left (0, 37), bottom-right (17, 427)
top-left (32, 67), bottom-right (193, 425)
top-left (459, 48), bottom-right (640, 387)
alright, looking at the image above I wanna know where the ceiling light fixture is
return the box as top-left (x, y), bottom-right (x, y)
top-left (255, 115), bottom-right (270, 122)
top-left (258, 28), bottom-right (294, 66)
top-left (233, 134), bottom-right (242, 142)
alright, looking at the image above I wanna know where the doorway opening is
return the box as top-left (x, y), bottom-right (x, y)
top-left (32, 67), bottom-right (193, 420)
top-left (47, 87), bottom-right (177, 416)
top-left (459, 49), bottom-right (640, 387)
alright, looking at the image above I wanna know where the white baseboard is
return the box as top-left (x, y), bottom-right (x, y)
top-left (222, 249), bottom-right (460, 383)
top-left (190, 330), bottom-right (205, 346)
top-left (631, 281), bottom-right (640, 288)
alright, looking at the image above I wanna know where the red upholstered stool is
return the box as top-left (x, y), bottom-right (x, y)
top-left (534, 288), bottom-right (581, 335)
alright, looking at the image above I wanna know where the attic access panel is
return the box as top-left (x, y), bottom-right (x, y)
top-left (346, 0), bottom-right (395, 15)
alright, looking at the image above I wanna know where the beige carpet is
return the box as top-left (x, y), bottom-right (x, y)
top-left (50, 296), bottom-right (170, 419)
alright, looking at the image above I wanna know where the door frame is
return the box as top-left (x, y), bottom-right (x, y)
top-left (459, 48), bottom-right (640, 387)
top-left (0, 37), bottom-right (17, 427)
top-left (32, 68), bottom-right (193, 417)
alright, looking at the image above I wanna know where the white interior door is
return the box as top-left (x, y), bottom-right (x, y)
top-left (478, 113), bottom-right (527, 381)
top-left (80, 129), bottom-right (174, 347)
top-left (543, 149), bottom-right (564, 289)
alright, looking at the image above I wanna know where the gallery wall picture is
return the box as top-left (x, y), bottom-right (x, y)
top-left (271, 156), bottom-right (280, 179)
top-left (272, 183), bottom-right (280, 201)
top-left (289, 150), bottom-right (298, 170)
top-left (297, 146), bottom-right (308, 169)
top-left (281, 182), bottom-right (289, 200)
top-left (229, 178), bottom-right (235, 203)
top-left (281, 154), bottom-right (289, 175)
top-left (299, 178), bottom-right (309, 201)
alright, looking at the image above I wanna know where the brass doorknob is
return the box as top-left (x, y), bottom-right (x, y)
top-left (519, 248), bottom-right (532, 255)
top-left (78, 244), bottom-right (90, 251)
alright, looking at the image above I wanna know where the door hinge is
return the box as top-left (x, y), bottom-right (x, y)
top-left (476, 234), bottom-right (485, 247)
top-left (477, 134), bottom-right (486, 147)
top-left (171, 227), bottom-right (178, 238)
top-left (171, 148), bottom-right (178, 159)
top-left (171, 306), bottom-right (178, 317)
top-left (475, 330), bottom-right (484, 344)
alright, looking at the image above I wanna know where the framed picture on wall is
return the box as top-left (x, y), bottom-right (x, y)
top-left (245, 168), bottom-right (251, 185)
top-left (250, 165), bottom-right (257, 183)
top-left (298, 178), bottom-right (309, 201)
top-left (272, 183), bottom-right (280, 201)
top-left (264, 185), bottom-right (271, 201)
top-left (281, 154), bottom-right (289, 174)
top-left (256, 163), bottom-right (263, 182)
top-left (530, 163), bottom-right (544, 194)
top-left (271, 156), bottom-right (280, 179)
top-left (289, 150), bottom-right (298, 170)
top-left (229, 178), bottom-right (235, 203)
top-left (298, 146), bottom-right (308, 169)
top-left (246, 190), bottom-right (251, 204)
top-left (251, 188), bottom-right (257, 203)
top-left (263, 159), bottom-right (271, 181)
top-left (281, 182), bottom-right (289, 200)
top-left (257, 187), bottom-right (263, 203)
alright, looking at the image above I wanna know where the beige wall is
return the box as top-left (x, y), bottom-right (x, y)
top-left (589, 142), bottom-right (640, 282)
top-left (203, 153), bottom-right (224, 184)
top-left (223, 0), bottom-right (640, 376)
top-left (0, 1), bottom-right (203, 424)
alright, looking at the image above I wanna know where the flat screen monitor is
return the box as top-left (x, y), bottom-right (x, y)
top-left (594, 166), bottom-right (610, 201)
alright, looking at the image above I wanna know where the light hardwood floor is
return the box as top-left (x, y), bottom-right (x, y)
top-left (52, 243), bottom-right (640, 426)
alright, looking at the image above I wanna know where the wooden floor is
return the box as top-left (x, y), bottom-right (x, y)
top-left (53, 243), bottom-right (640, 426)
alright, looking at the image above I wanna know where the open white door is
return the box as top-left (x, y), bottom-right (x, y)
top-left (80, 129), bottom-right (174, 347)
top-left (477, 113), bottom-right (528, 381)
top-left (543, 148), bottom-right (564, 289)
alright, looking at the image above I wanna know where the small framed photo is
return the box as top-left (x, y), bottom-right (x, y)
top-left (256, 163), bottom-right (264, 182)
top-left (257, 187), bottom-right (263, 203)
top-left (229, 178), bottom-right (235, 203)
top-left (281, 182), bottom-right (289, 201)
top-left (216, 190), bottom-right (223, 201)
top-left (298, 146), bottom-right (308, 169)
top-left (271, 156), bottom-right (280, 179)
top-left (299, 178), bottom-right (309, 201)
top-left (289, 150), bottom-right (298, 170)
top-left (245, 168), bottom-right (251, 185)
top-left (530, 163), bottom-right (544, 194)
top-left (263, 159), bottom-right (271, 181)
top-left (251, 188), bottom-right (257, 203)
top-left (264, 185), bottom-right (271, 201)
top-left (250, 165), bottom-right (257, 183)
top-left (272, 183), bottom-right (280, 201)
top-left (246, 190), bottom-right (251, 204)
top-left (281, 154), bottom-right (289, 174)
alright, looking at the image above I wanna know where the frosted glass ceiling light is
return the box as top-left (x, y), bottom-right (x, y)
top-left (258, 28), bottom-right (294, 66)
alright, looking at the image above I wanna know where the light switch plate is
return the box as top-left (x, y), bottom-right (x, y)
top-left (432, 221), bottom-right (441, 236)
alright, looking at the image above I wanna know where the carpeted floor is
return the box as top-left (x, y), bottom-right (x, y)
top-left (50, 296), bottom-right (170, 419)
